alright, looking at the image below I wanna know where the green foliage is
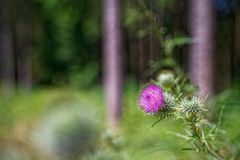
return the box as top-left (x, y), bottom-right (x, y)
top-left (163, 36), bottom-right (192, 56)
top-left (212, 84), bottom-right (240, 159)
top-left (125, 1), bottom-right (190, 76)
top-left (68, 62), bottom-right (99, 88)
top-left (32, 0), bottom-right (101, 85)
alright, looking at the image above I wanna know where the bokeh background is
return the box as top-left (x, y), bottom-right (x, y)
top-left (0, 0), bottom-right (239, 159)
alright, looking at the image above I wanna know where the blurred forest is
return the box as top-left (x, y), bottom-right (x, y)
top-left (0, 0), bottom-right (239, 91)
top-left (0, 0), bottom-right (240, 159)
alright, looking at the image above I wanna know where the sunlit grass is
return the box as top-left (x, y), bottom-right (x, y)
top-left (0, 82), bottom-right (239, 159)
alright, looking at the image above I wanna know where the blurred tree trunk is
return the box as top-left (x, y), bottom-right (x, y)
top-left (16, 0), bottom-right (32, 90)
top-left (129, 35), bottom-right (139, 80)
top-left (188, 0), bottom-right (214, 98)
top-left (0, 0), bottom-right (15, 94)
top-left (214, 17), bottom-right (233, 93)
top-left (102, 0), bottom-right (123, 130)
top-left (138, 38), bottom-right (146, 81)
top-left (235, 6), bottom-right (240, 75)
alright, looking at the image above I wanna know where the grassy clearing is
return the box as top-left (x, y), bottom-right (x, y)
top-left (0, 83), bottom-right (239, 159)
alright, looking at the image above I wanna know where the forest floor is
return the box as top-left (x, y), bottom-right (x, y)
top-left (0, 82), bottom-right (239, 160)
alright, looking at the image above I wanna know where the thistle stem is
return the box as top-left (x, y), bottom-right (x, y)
top-left (187, 117), bottom-right (223, 160)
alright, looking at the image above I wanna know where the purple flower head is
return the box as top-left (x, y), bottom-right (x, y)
top-left (139, 84), bottom-right (164, 113)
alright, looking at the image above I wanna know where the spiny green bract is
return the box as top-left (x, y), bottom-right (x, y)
top-left (156, 92), bottom-right (176, 118)
top-left (178, 96), bottom-right (205, 116)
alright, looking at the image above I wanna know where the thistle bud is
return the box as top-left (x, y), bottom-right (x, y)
top-left (157, 70), bottom-right (175, 86)
top-left (178, 96), bottom-right (204, 117)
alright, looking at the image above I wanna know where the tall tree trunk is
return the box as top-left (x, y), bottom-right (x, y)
top-left (16, 0), bottom-right (32, 90)
top-left (138, 38), bottom-right (146, 81)
top-left (102, 0), bottom-right (123, 130)
top-left (129, 35), bottom-right (139, 80)
top-left (0, 0), bottom-right (15, 94)
top-left (214, 17), bottom-right (232, 93)
top-left (188, 0), bottom-right (214, 98)
top-left (235, 6), bottom-right (240, 75)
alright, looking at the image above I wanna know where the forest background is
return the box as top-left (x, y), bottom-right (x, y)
top-left (0, 0), bottom-right (239, 159)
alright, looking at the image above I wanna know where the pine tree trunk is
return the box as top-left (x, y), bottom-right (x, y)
top-left (235, 7), bottom-right (240, 75)
top-left (0, 0), bottom-right (15, 94)
top-left (102, 0), bottom-right (123, 130)
top-left (188, 0), bottom-right (214, 98)
top-left (214, 18), bottom-right (232, 93)
top-left (16, 0), bottom-right (32, 90)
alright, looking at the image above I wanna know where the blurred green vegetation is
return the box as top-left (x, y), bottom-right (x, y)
top-left (0, 0), bottom-right (239, 159)
top-left (32, 0), bottom-right (101, 85)
top-left (0, 81), bottom-right (239, 159)
top-left (212, 83), bottom-right (240, 158)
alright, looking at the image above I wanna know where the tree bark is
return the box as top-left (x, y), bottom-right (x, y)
top-left (188, 0), bottom-right (214, 98)
top-left (0, 0), bottom-right (15, 94)
top-left (16, 0), bottom-right (32, 90)
top-left (235, 7), bottom-right (240, 75)
top-left (102, 0), bottom-right (123, 130)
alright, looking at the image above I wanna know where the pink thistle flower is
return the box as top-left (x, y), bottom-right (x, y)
top-left (139, 84), bottom-right (164, 113)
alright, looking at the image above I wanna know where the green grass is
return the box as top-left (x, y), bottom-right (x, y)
top-left (0, 82), bottom-right (239, 159)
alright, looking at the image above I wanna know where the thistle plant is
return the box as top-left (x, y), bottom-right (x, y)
top-left (138, 72), bottom-right (226, 160)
